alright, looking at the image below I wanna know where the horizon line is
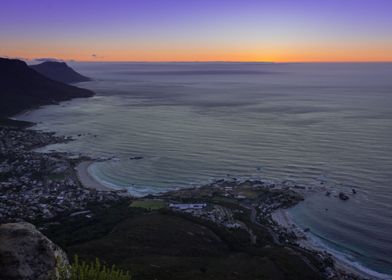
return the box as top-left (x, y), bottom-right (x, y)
top-left (2, 56), bottom-right (392, 64)
top-left (31, 60), bottom-right (392, 64)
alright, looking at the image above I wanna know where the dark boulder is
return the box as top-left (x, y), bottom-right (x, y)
top-left (338, 192), bottom-right (349, 201)
top-left (0, 222), bottom-right (69, 280)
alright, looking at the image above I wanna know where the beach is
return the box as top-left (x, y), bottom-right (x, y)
top-left (272, 209), bottom-right (391, 280)
top-left (75, 161), bottom-right (390, 280)
top-left (76, 161), bottom-right (116, 192)
top-left (75, 158), bottom-right (388, 279)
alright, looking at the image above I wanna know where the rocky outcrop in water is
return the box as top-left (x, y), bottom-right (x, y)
top-left (339, 192), bottom-right (349, 201)
top-left (0, 222), bottom-right (69, 280)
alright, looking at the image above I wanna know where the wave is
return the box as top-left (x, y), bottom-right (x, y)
top-left (305, 228), bottom-right (392, 279)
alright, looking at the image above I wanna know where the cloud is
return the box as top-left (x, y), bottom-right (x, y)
top-left (91, 54), bottom-right (104, 59)
top-left (34, 57), bottom-right (62, 62)
top-left (1, 55), bottom-right (29, 61)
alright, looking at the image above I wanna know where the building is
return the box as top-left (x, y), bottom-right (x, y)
top-left (169, 203), bottom-right (207, 210)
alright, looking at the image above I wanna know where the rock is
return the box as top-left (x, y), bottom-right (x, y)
top-left (129, 156), bottom-right (143, 160)
top-left (0, 222), bottom-right (69, 280)
top-left (338, 192), bottom-right (349, 201)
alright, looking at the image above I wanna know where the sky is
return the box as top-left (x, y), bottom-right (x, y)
top-left (1, 0), bottom-right (392, 62)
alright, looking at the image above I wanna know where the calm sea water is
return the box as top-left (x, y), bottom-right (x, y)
top-left (18, 62), bottom-right (392, 277)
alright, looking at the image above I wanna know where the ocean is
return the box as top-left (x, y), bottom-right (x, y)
top-left (17, 62), bottom-right (392, 277)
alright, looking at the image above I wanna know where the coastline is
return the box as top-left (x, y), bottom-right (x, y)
top-left (271, 209), bottom-right (391, 280)
top-left (72, 160), bottom-right (391, 280)
top-left (7, 101), bottom-right (387, 280)
top-left (75, 161), bottom-right (117, 192)
top-left (71, 160), bottom-right (390, 279)
top-left (2, 115), bottom-right (382, 280)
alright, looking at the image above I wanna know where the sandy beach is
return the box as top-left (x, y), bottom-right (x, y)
top-left (272, 209), bottom-right (390, 280)
top-left (76, 161), bottom-right (116, 192)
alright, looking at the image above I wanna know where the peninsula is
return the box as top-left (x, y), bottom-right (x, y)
top-left (0, 58), bottom-right (94, 118)
top-left (30, 61), bottom-right (91, 84)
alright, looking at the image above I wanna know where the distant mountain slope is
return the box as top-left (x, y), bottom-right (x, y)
top-left (30, 61), bottom-right (91, 84)
top-left (0, 58), bottom-right (94, 117)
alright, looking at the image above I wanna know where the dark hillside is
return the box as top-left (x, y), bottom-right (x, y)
top-left (0, 58), bottom-right (94, 117)
top-left (30, 61), bottom-right (91, 84)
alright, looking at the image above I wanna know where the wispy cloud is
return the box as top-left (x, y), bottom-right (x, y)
top-left (34, 57), bottom-right (62, 62)
top-left (91, 54), bottom-right (104, 59)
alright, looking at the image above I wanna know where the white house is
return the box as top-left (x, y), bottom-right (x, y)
top-left (169, 203), bottom-right (207, 210)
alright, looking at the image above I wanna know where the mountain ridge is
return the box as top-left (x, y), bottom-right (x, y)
top-left (0, 58), bottom-right (94, 117)
top-left (30, 61), bottom-right (91, 84)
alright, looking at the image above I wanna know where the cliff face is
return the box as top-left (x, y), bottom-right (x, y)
top-left (30, 61), bottom-right (91, 84)
top-left (0, 58), bottom-right (94, 117)
top-left (0, 222), bottom-right (69, 280)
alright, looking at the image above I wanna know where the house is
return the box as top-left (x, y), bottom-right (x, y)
top-left (169, 203), bottom-right (207, 210)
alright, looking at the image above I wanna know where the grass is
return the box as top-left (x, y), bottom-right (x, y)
top-left (58, 255), bottom-right (131, 280)
top-left (211, 196), bottom-right (239, 205)
top-left (47, 173), bottom-right (66, 181)
top-left (129, 199), bottom-right (167, 210)
top-left (238, 190), bottom-right (259, 199)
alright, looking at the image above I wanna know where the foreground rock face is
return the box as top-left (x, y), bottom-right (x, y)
top-left (0, 222), bottom-right (68, 280)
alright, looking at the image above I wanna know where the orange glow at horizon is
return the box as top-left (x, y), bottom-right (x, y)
top-left (3, 43), bottom-right (392, 63)
top-left (2, 0), bottom-right (392, 63)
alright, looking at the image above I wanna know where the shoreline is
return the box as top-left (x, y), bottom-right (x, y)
top-left (72, 160), bottom-right (391, 279)
top-left (10, 108), bottom-right (387, 279)
top-left (271, 209), bottom-right (391, 280)
top-left (73, 160), bottom-right (392, 280)
top-left (75, 161), bottom-right (118, 192)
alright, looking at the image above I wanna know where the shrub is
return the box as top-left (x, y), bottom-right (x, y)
top-left (58, 255), bottom-right (131, 280)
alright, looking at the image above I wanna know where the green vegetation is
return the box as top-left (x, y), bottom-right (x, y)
top-left (43, 195), bottom-right (324, 279)
top-left (238, 190), bottom-right (259, 199)
top-left (130, 199), bottom-right (166, 210)
top-left (47, 173), bottom-right (66, 181)
top-left (41, 200), bottom-right (144, 248)
top-left (67, 211), bottom-right (323, 280)
top-left (58, 256), bottom-right (131, 280)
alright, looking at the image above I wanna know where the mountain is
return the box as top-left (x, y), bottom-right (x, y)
top-left (30, 61), bottom-right (91, 84)
top-left (0, 58), bottom-right (94, 117)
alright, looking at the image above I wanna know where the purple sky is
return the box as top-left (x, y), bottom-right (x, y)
top-left (1, 0), bottom-right (392, 61)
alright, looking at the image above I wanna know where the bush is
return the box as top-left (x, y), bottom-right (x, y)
top-left (58, 255), bottom-right (131, 280)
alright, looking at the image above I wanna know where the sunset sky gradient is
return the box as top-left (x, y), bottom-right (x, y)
top-left (1, 0), bottom-right (392, 62)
